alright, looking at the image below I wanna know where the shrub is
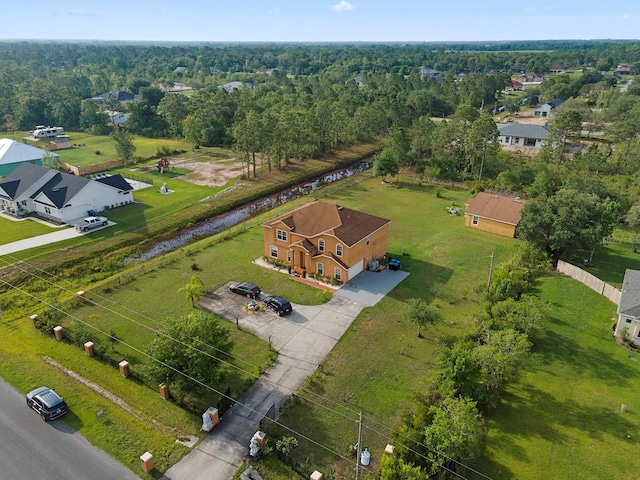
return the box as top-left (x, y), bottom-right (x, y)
top-left (95, 150), bottom-right (102, 155)
top-left (619, 326), bottom-right (631, 343)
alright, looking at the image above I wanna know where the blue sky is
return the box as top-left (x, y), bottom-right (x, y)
top-left (2, 0), bottom-right (639, 42)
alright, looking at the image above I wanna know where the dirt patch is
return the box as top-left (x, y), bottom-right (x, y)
top-left (503, 113), bottom-right (548, 125)
top-left (132, 152), bottom-right (245, 187)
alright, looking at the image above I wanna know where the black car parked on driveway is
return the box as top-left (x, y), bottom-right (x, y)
top-left (229, 282), bottom-right (261, 299)
top-left (26, 386), bottom-right (68, 421)
top-left (263, 296), bottom-right (293, 316)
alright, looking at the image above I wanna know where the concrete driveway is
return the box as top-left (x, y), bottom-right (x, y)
top-left (335, 268), bottom-right (409, 306)
top-left (163, 270), bottom-right (408, 480)
top-left (0, 218), bottom-right (114, 256)
top-left (163, 290), bottom-right (364, 480)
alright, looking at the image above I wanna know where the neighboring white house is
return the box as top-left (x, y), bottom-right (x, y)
top-left (217, 81), bottom-right (254, 92)
top-left (106, 111), bottom-right (130, 125)
top-left (498, 123), bottom-right (550, 149)
top-left (0, 163), bottom-right (134, 223)
top-left (533, 98), bottom-right (564, 117)
top-left (0, 138), bottom-right (59, 177)
top-left (419, 66), bottom-right (442, 80)
top-left (614, 268), bottom-right (640, 346)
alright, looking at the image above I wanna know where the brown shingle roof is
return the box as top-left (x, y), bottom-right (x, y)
top-left (291, 238), bottom-right (317, 253)
top-left (264, 201), bottom-right (390, 246)
top-left (465, 192), bottom-right (525, 225)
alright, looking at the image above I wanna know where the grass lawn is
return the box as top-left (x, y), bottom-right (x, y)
top-left (27, 175), bottom-right (508, 476)
top-left (569, 231), bottom-right (640, 287)
top-left (473, 274), bottom-right (639, 480)
top-left (6, 130), bottom-right (192, 167)
top-left (65, 213), bottom-right (331, 408)
top-left (0, 313), bottom-right (195, 476)
top-left (4, 167), bottom-right (638, 478)
top-left (0, 216), bottom-right (61, 245)
top-left (262, 178), bottom-right (519, 476)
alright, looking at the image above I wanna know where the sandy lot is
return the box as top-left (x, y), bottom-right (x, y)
top-left (133, 151), bottom-right (245, 187)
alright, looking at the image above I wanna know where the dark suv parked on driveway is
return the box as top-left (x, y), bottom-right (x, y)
top-left (26, 386), bottom-right (68, 421)
top-left (263, 296), bottom-right (293, 316)
top-left (229, 281), bottom-right (261, 298)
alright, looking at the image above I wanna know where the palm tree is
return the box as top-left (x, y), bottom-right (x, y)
top-left (179, 275), bottom-right (205, 307)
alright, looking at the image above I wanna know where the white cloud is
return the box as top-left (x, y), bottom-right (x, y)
top-left (543, 5), bottom-right (552, 10)
top-left (622, 13), bottom-right (629, 19)
top-left (524, 7), bottom-right (537, 14)
top-left (67, 9), bottom-right (100, 18)
top-left (159, 6), bottom-right (170, 13)
top-left (331, 0), bottom-right (355, 13)
top-left (269, 7), bottom-right (281, 14)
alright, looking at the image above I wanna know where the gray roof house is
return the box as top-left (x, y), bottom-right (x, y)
top-left (91, 91), bottom-right (136, 105)
top-left (614, 269), bottom-right (640, 346)
top-left (533, 98), bottom-right (564, 117)
top-left (0, 163), bottom-right (134, 223)
top-left (498, 123), bottom-right (550, 149)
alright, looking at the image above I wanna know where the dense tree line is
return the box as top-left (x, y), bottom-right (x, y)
top-left (4, 41), bottom-right (640, 260)
top-left (1, 41), bottom-right (640, 144)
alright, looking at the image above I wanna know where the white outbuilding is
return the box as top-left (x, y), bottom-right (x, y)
top-left (0, 138), bottom-right (59, 177)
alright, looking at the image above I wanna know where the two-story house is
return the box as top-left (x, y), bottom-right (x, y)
top-left (614, 268), bottom-right (640, 346)
top-left (262, 201), bottom-right (391, 284)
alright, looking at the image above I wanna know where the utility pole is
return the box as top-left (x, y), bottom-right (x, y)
top-left (355, 411), bottom-right (363, 480)
top-left (487, 251), bottom-right (495, 288)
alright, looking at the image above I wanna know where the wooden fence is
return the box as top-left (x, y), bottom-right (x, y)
top-left (60, 159), bottom-right (125, 176)
top-left (556, 260), bottom-right (621, 305)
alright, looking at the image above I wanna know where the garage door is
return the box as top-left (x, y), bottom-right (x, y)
top-left (347, 259), bottom-right (364, 281)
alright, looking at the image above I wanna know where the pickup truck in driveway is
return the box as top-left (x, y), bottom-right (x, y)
top-left (76, 216), bottom-right (108, 232)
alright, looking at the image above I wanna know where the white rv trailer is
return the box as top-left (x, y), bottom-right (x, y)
top-left (31, 126), bottom-right (65, 139)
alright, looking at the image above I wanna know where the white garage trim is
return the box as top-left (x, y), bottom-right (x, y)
top-left (347, 259), bottom-right (364, 281)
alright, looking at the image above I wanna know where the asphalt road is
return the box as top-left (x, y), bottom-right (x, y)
top-left (0, 376), bottom-right (139, 480)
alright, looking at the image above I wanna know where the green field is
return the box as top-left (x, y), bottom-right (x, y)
top-left (7, 130), bottom-right (192, 167)
top-left (3, 168), bottom-right (637, 478)
top-left (474, 274), bottom-right (636, 480)
top-left (263, 179), bottom-right (517, 476)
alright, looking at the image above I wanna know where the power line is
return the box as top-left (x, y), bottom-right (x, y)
top-left (0, 255), bottom-right (493, 479)
top-left (0, 274), bottom-right (383, 478)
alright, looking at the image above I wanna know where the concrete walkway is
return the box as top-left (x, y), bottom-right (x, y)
top-left (162, 294), bottom-right (365, 480)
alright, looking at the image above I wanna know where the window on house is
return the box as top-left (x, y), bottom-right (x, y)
top-left (287, 251), bottom-right (291, 262)
top-left (45, 207), bottom-right (51, 214)
top-left (334, 268), bottom-right (341, 281)
top-left (318, 239), bottom-right (325, 251)
top-left (626, 318), bottom-right (632, 324)
top-left (276, 229), bottom-right (287, 241)
top-left (336, 244), bottom-right (343, 256)
top-left (270, 246), bottom-right (278, 258)
top-left (366, 236), bottom-right (370, 246)
top-left (472, 215), bottom-right (479, 226)
top-left (515, 137), bottom-right (520, 143)
top-left (317, 262), bottom-right (324, 275)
